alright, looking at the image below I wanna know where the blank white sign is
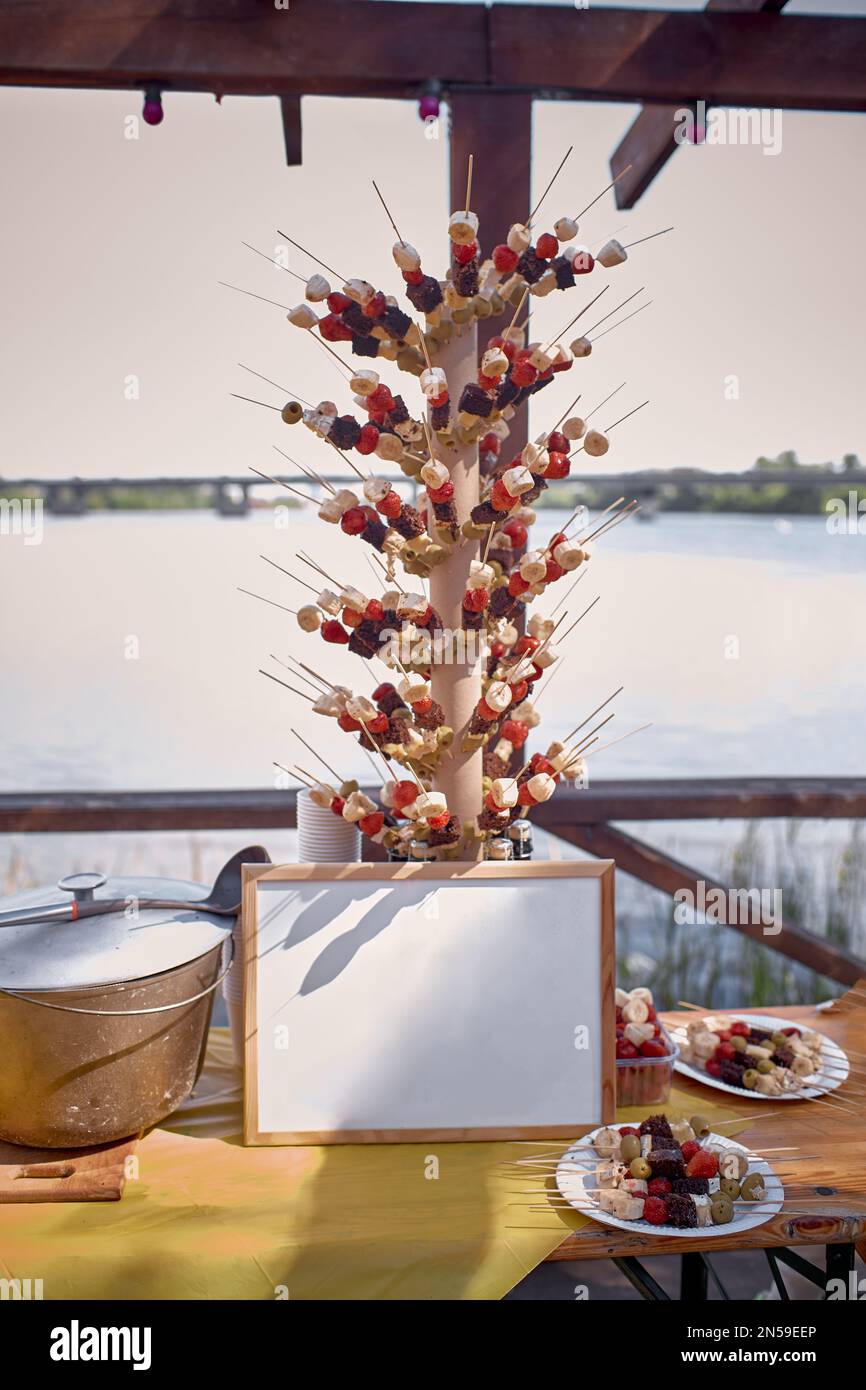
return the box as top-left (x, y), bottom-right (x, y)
top-left (243, 863), bottom-right (614, 1144)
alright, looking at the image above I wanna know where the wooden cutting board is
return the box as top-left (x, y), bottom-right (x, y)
top-left (0, 1133), bottom-right (139, 1203)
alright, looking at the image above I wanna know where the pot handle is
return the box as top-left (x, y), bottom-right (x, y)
top-left (0, 938), bottom-right (235, 1017)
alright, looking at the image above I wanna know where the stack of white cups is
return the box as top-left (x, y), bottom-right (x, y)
top-left (224, 788), bottom-right (361, 1065)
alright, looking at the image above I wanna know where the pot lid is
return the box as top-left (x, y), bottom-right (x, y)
top-left (0, 874), bottom-right (232, 991)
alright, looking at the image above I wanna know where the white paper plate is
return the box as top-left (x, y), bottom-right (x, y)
top-left (664, 1011), bottom-right (849, 1101)
top-left (556, 1127), bottom-right (782, 1239)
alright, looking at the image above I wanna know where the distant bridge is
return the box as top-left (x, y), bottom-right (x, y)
top-left (2, 469), bottom-right (863, 516)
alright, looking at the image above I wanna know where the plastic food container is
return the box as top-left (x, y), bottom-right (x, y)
top-left (616, 1025), bottom-right (679, 1108)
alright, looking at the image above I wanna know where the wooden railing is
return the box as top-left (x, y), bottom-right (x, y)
top-left (3, 778), bottom-right (865, 986)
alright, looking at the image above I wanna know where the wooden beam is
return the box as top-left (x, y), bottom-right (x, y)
top-left (549, 821), bottom-right (865, 986)
top-left (279, 95), bottom-right (302, 167)
top-left (3, 778), bottom-right (866, 834)
top-left (1, 4), bottom-right (865, 112)
top-left (490, 8), bottom-right (866, 112)
top-left (611, 1), bottom-right (790, 210)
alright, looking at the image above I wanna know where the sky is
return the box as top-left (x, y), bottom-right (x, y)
top-left (1, 0), bottom-right (865, 483)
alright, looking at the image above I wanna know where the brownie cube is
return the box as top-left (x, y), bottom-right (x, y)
top-left (458, 383), bottom-right (493, 419)
top-left (648, 1149), bottom-right (686, 1180)
top-left (672, 1177), bottom-right (710, 1196)
top-left (430, 401), bottom-right (451, 432)
top-left (454, 263), bottom-right (479, 298)
top-left (666, 1194), bottom-right (698, 1229)
top-left (719, 1058), bottom-right (748, 1088)
top-left (516, 248), bottom-right (548, 285)
top-left (351, 334), bottom-right (380, 358)
top-left (405, 274), bottom-right (443, 314)
top-left (327, 414), bottom-right (361, 450)
top-left (639, 1115), bottom-right (674, 1143)
top-left (380, 305), bottom-right (411, 339)
top-left (552, 255), bottom-right (576, 290)
top-left (341, 301), bottom-right (370, 334)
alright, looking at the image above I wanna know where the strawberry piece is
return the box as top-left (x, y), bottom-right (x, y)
top-left (464, 587), bottom-right (489, 613)
top-left (680, 1141), bottom-right (701, 1163)
top-left (491, 478), bottom-right (515, 512)
top-left (478, 373), bottom-right (501, 391)
top-left (510, 359), bottom-right (537, 388)
top-left (413, 696), bottom-right (433, 715)
top-left (492, 244), bottom-right (519, 274)
top-left (453, 241), bottom-right (478, 265)
top-left (616, 1039), bottom-right (638, 1060)
top-left (402, 268), bottom-right (423, 285)
top-left (479, 432), bottom-right (501, 455)
top-left (640, 1039), bottom-right (667, 1058)
top-left (647, 1178), bottom-right (672, 1197)
top-left (337, 711), bottom-right (361, 732)
top-left (377, 491), bottom-right (403, 520)
top-left (428, 390), bottom-right (449, 408)
top-left (368, 384), bottom-right (395, 413)
top-left (545, 451), bottom-right (570, 480)
top-left (503, 519), bottom-right (527, 549)
top-left (428, 481), bottom-right (455, 504)
top-left (373, 682), bottom-right (396, 702)
top-left (476, 699), bottom-right (498, 723)
top-left (363, 291), bottom-right (387, 318)
top-left (501, 718), bottom-right (528, 746)
top-left (535, 232), bottom-right (558, 260)
top-left (393, 780), bottom-right (420, 810)
top-left (330, 796), bottom-right (345, 817)
top-left (367, 713), bottom-right (389, 734)
top-left (326, 292), bottom-right (352, 314)
top-left (643, 1196), bottom-right (669, 1226)
top-left (365, 599), bottom-right (384, 622)
top-left (341, 606), bottom-right (362, 629)
top-left (618, 1127), bottom-right (640, 1137)
top-left (686, 1149), bottom-right (719, 1180)
top-left (489, 640), bottom-right (505, 659)
top-left (359, 811), bottom-right (385, 837)
top-left (321, 620), bottom-right (349, 645)
top-left (715, 1041), bottom-right (735, 1062)
top-left (319, 313), bottom-right (354, 343)
top-left (340, 507), bottom-right (367, 536)
top-left (545, 560), bottom-right (565, 583)
top-left (514, 635), bottom-right (540, 656)
top-left (509, 678), bottom-right (529, 703)
top-left (517, 783), bottom-right (536, 806)
top-left (705, 1059), bottom-right (722, 1078)
top-left (508, 572), bottom-right (530, 597)
top-left (547, 430), bottom-right (568, 455)
top-left (357, 423), bottom-right (380, 455)
top-left (530, 753), bottom-right (556, 775)
top-left (730, 1021), bottom-right (750, 1037)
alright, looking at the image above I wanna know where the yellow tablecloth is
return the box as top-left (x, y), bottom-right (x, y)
top-left (0, 1031), bottom-right (752, 1300)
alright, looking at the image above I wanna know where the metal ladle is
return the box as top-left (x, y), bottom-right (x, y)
top-left (0, 846), bottom-right (271, 928)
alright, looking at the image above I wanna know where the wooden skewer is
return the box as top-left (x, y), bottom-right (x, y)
top-left (567, 495), bottom-right (625, 542)
top-left (275, 761), bottom-right (314, 787)
top-left (282, 656), bottom-right (330, 692)
top-left (275, 229), bottom-right (348, 285)
top-left (586, 722), bottom-right (652, 760)
top-left (555, 594), bottom-right (600, 645)
top-left (219, 281), bottom-right (292, 312)
top-left (526, 144), bottom-right (573, 227)
top-left (606, 399), bottom-right (650, 433)
top-left (230, 393), bottom-right (282, 414)
top-left (260, 555), bottom-right (319, 592)
top-left (587, 501), bottom-right (642, 542)
top-left (326, 437), bottom-right (367, 481)
top-left (481, 522), bottom-right (497, 565)
top-left (238, 362), bottom-right (311, 406)
top-left (308, 329), bottom-right (353, 379)
top-left (562, 686), bottom-right (623, 745)
top-left (582, 288), bottom-right (645, 341)
top-left (589, 300), bottom-right (653, 346)
top-left (622, 226), bottom-right (674, 250)
top-left (270, 657), bottom-right (321, 696)
top-left (241, 241), bottom-right (306, 282)
top-left (465, 152), bottom-right (474, 213)
top-left (259, 669), bottom-right (313, 702)
top-left (584, 380), bottom-right (627, 422)
top-left (249, 466), bottom-right (317, 506)
top-left (273, 445), bottom-right (338, 497)
top-left (579, 499), bottom-right (638, 544)
top-left (506, 285), bottom-right (530, 335)
top-left (296, 550), bottom-right (348, 591)
top-left (551, 285), bottom-right (609, 346)
top-left (237, 587), bottom-right (297, 616)
top-left (294, 762), bottom-right (328, 791)
top-left (296, 658), bottom-right (338, 692)
top-left (549, 568), bottom-right (586, 617)
top-left (371, 179), bottom-right (404, 243)
top-left (572, 164), bottom-right (633, 221)
top-left (565, 712), bottom-right (616, 760)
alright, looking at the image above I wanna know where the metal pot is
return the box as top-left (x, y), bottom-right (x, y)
top-left (0, 873), bottom-right (233, 1148)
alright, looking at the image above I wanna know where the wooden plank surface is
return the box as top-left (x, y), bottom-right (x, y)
top-left (0, 1133), bottom-right (138, 1203)
top-left (3, 778), bottom-right (866, 833)
top-left (1, 3), bottom-right (865, 112)
top-left (545, 991), bottom-right (866, 1261)
top-left (610, 0), bottom-right (790, 210)
top-left (491, 8), bottom-right (866, 112)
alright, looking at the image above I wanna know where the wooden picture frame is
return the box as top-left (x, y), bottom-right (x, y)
top-left (242, 860), bottom-right (615, 1145)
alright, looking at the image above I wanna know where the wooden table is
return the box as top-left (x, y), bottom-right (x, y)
top-left (544, 989), bottom-right (866, 1299)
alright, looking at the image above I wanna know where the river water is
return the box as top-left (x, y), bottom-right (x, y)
top-left (2, 508), bottom-right (864, 1003)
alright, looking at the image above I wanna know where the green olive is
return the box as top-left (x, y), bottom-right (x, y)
top-left (620, 1135), bottom-right (641, 1162)
top-left (756, 1058), bottom-right (774, 1075)
top-left (740, 1172), bottom-right (766, 1202)
top-left (629, 1157), bottom-right (651, 1180)
top-left (690, 1114), bottom-right (711, 1138)
top-left (771, 1032), bottom-right (788, 1048)
top-left (711, 1194), bottom-right (734, 1225)
top-left (280, 400), bottom-right (303, 424)
top-left (472, 296), bottom-right (492, 320)
top-left (339, 780), bottom-right (359, 798)
top-left (742, 1068), bottom-right (759, 1090)
top-left (720, 1177), bottom-right (741, 1200)
top-left (730, 1034), bottom-right (747, 1053)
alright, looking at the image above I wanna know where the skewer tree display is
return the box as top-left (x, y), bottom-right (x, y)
top-left (238, 153), bottom-right (668, 860)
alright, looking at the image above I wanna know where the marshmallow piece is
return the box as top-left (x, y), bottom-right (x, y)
top-left (549, 747), bottom-right (576, 775)
top-left (521, 442), bottom-right (549, 472)
top-left (381, 589), bottom-right (402, 612)
top-left (531, 270), bottom-right (557, 298)
top-left (467, 560), bottom-right (495, 590)
top-left (509, 657), bottom-right (537, 685)
top-left (554, 216), bottom-right (579, 242)
top-left (414, 790), bottom-right (448, 819)
top-left (305, 274), bottom-right (331, 302)
top-left (519, 549), bottom-right (548, 584)
top-left (527, 772), bottom-right (556, 803)
top-left (316, 589), bottom-right (342, 616)
top-left (534, 643), bottom-right (558, 669)
top-left (448, 210), bottom-right (479, 245)
top-left (596, 1161), bottom-right (625, 1189)
top-left (511, 700), bottom-right (539, 729)
top-left (570, 336), bottom-right (592, 358)
top-left (491, 777), bottom-right (519, 809)
top-left (528, 343), bottom-right (557, 372)
top-left (593, 1127), bottom-right (622, 1160)
top-left (499, 621), bottom-right (520, 647)
top-left (333, 489), bottom-right (360, 514)
top-left (562, 416), bottom-right (586, 440)
top-left (297, 604), bottom-right (323, 633)
top-left (420, 459), bottom-right (450, 490)
top-left (343, 278), bottom-right (375, 304)
top-left (621, 1178), bottom-right (648, 1196)
top-left (481, 346), bottom-right (509, 378)
top-left (398, 674), bottom-right (431, 704)
top-left (340, 586), bottom-right (368, 612)
top-left (396, 592), bottom-right (428, 617)
top-left (343, 790), bottom-right (377, 822)
top-left (287, 303), bottom-right (319, 329)
top-left (554, 540), bottom-right (584, 572)
top-left (597, 238), bottom-right (628, 268)
top-left (492, 738), bottom-right (514, 763)
top-left (485, 680), bottom-right (513, 715)
top-left (692, 1195), bottom-right (713, 1228)
top-left (502, 465), bottom-right (534, 498)
top-left (420, 366), bottom-right (448, 398)
top-left (624, 1022), bottom-right (655, 1048)
top-left (392, 240), bottom-right (421, 272)
top-left (376, 433), bottom-right (404, 462)
top-left (312, 693), bottom-right (341, 718)
top-left (350, 369), bottom-right (379, 397)
top-left (363, 476), bottom-right (392, 505)
top-left (318, 498), bottom-right (343, 525)
top-left (528, 614), bottom-right (556, 641)
top-left (506, 222), bottom-right (532, 255)
top-left (308, 783), bottom-right (337, 809)
top-left (380, 780), bottom-right (398, 808)
top-left (346, 695), bottom-right (377, 722)
top-left (584, 429), bottom-right (610, 458)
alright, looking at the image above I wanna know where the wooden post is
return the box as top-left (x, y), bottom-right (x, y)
top-left (426, 94), bottom-right (534, 855)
